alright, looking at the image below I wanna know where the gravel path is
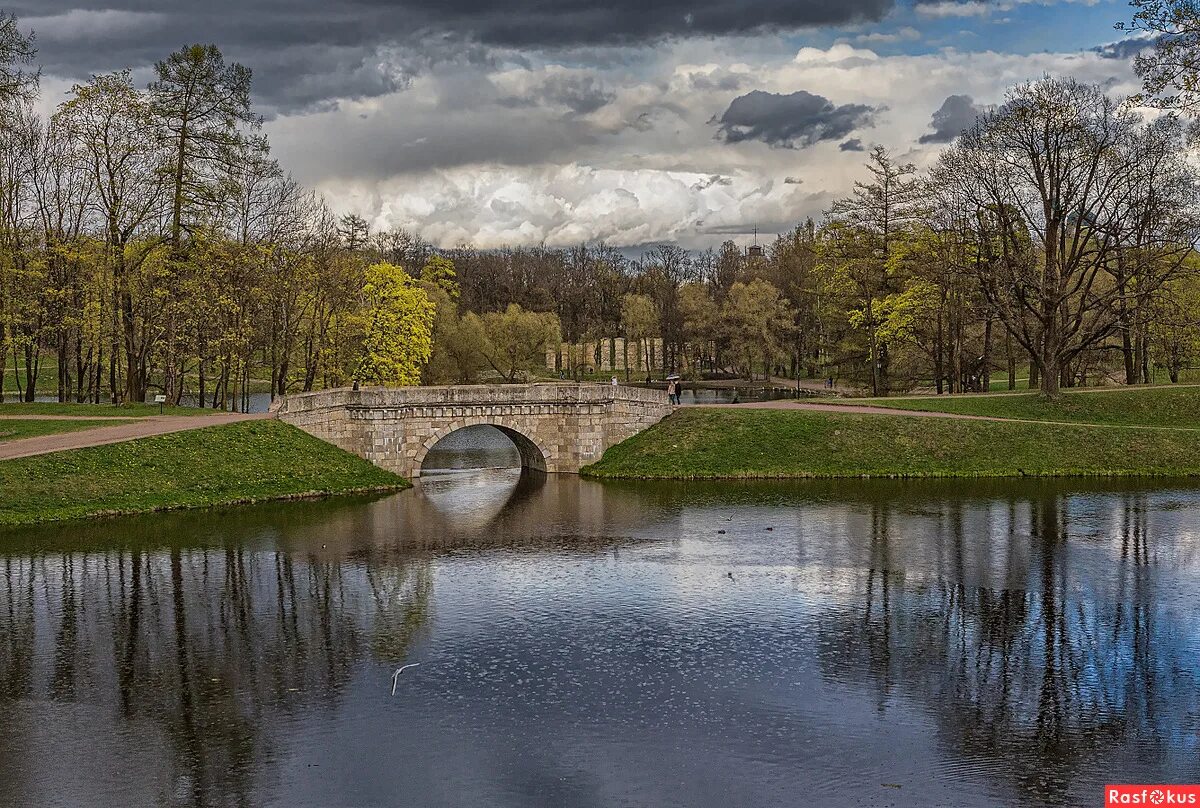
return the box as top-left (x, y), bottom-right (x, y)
top-left (0, 412), bottom-right (272, 461)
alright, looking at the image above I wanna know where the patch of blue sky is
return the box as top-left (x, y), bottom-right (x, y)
top-left (782, 0), bottom-right (1132, 59)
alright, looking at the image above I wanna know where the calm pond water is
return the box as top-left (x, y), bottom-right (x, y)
top-left (1, 426), bottom-right (1198, 807)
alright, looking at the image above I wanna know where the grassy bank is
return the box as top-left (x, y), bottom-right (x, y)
top-left (847, 384), bottom-right (1200, 429)
top-left (0, 420), bottom-right (406, 526)
top-left (0, 401), bottom-right (226, 417)
top-left (0, 418), bottom-right (135, 443)
top-left (582, 408), bottom-right (1200, 479)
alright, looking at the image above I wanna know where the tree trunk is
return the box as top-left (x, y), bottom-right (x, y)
top-left (1139, 330), bottom-right (1151, 385)
top-left (948, 333), bottom-right (959, 395)
top-left (868, 331), bottom-right (879, 397)
top-left (1118, 272), bottom-right (1137, 384)
top-left (934, 308), bottom-right (944, 395)
top-left (1006, 332), bottom-right (1016, 390)
top-left (121, 287), bottom-right (139, 403)
top-left (1040, 340), bottom-right (1061, 398)
top-left (95, 344), bottom-right (103, 404)
top-left (1122, 323), bottom-right (1136, 385)
top-left (23, 344), bottom-right (36, 402)
top-left (877, 341), bottom-right (890, 397)
top-left (1040, 223), bottom-right (1062, 399)
top-left (57, 338), bottom-right (67, 403)
top-left (981, 316), bottom-right (993, 393)
top-left (76, 335), bottom-right (86, 403)
top-left (0, 322), bottom-right (6, 404)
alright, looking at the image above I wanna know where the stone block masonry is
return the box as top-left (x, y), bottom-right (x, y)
top-left (276, 383), bottom-right (672, 478)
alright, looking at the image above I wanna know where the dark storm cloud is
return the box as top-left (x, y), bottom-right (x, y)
top-left (713, 90), bottom-right (877, 149)
top-left (13, 0), bottom-right (895, 112)
top-left (499, 74), bottom-right (616, 115)
top-left (839, 138), bottom-right (864, 151)
top-left (919, 94), bottom-right (985, 144)
top-left (1093, 35), bottom-right (1158, 61)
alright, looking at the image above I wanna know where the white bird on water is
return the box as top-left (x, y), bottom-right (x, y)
top-left (391, 663), bottom-right (421, 696)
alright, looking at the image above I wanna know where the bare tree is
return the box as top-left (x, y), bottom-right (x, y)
top-left (1120, 0), bottom-right (1200, 113)
top-left (0, 13), bottom-right (36, 107)
top-left (56, 72), bottom-right (167, 403)
top-left (932, 78), bottom-right (1198, 397)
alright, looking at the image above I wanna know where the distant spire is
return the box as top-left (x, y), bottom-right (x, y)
top-left (748, 224), bottom-right (764, 259)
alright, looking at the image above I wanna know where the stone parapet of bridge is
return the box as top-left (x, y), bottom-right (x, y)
top-left (275, 383), bottom-right (672, 479)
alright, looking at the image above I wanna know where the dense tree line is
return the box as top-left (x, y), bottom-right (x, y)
top-left (0, 27), bottom-right (455, 407)
top-left (416, 78), bottom-right (1200, 398)
top-left (3, 8), bottom-right (1200, 403)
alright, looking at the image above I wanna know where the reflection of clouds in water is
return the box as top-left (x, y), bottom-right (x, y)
top-left (4, 478), bottom-right (1200, 807)
top-left (421, 425), bottom-right (520, 472)
top-left (418, 467), bottom-right (524, 531)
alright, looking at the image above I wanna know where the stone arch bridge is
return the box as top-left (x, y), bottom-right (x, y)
top-left (276, 383), bottom-right (672, 478)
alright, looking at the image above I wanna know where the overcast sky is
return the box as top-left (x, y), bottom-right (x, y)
top-left (15, 0), bottom-right (1146, 249)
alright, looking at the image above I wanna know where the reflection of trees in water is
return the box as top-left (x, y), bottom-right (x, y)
top-left (0, 545), bottom-right (432, 807)
top-left (366, 563), bottom-right (432, 661)
top-left (818, 492), bottom-right (1200, 804)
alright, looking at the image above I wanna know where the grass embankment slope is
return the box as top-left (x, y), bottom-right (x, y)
top-left (584, 386), bottom-right (1200, 480)
top-left (847, 384), bottom-right (1200, 429)
top-left (0, 420), bottom-right (406, 526)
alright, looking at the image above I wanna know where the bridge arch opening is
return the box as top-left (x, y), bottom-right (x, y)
top-left (416, 423), bottom-right (548, 478)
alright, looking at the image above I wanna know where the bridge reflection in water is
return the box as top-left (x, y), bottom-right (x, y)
top-left (418, 425), bottom-right (543, 532)
top-left (0, 476), bottom-right (1198, 807)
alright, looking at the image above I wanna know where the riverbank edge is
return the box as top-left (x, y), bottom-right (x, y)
top-left (0, 484), bottom-right (412, 529)
top-left (0, 420), bottom-right (411, 528)
top-left (580, 408), bottom-right (1200, 481)
top-left (583, 469), bottom-right (1200, 481)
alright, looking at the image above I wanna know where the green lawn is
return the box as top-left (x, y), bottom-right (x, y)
top-left (987, 378), bottom-right (1030, 392)
top-left (583, 408), bottom-right (1200, 480)
top-left (1, 358), bottom-right (60, 395)
top-left (0, 418), bottom-right (135, 443)
top-left (0, 420), bottom-right (407, 526)
top-left (0, 401), bottom-right (224, 417)
top-left (847, 385), bottom-right (1200, 429)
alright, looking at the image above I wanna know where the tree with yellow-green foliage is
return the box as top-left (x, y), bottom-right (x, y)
top-left (354, 263), bottom-right (435, 386)
top-left (476, 304), bottom-right (561, 383)
top-left (420, 255), bottom-right (459, 299)
top-left (620, 293), bottom-right (658, 377)
top-left (1149, 272), bottom-right (1200, 384)
top-left (722, 279), bottom-right (794, 380)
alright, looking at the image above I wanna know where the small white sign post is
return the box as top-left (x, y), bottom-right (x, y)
top-left (154, 394), bottom-right (167, 414)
